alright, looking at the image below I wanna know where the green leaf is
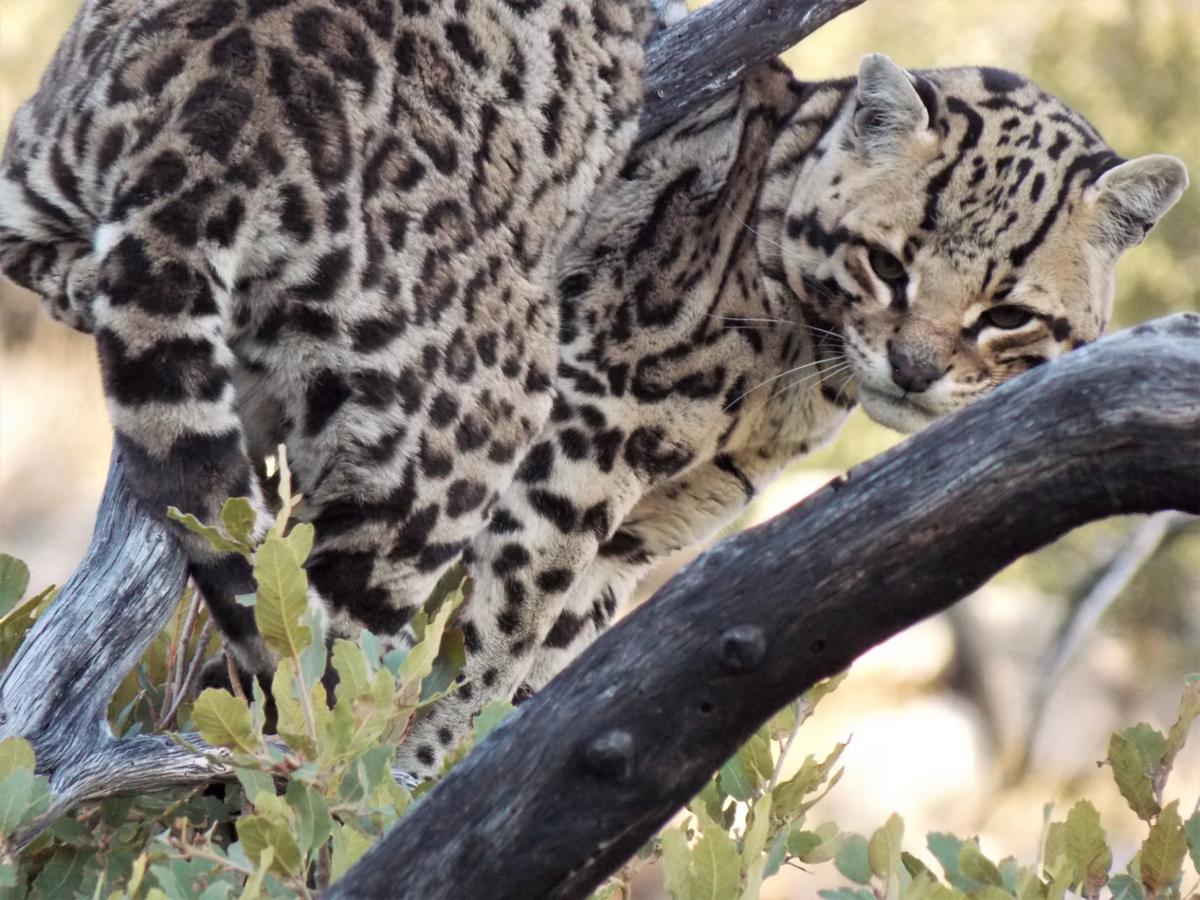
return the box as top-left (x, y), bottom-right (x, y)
top-left (904, 873), bottom-right (958, 900)
top-left (397, 588), bottom-right (464, 688)
top-left (0, 768), bottom-right (34, 835)
top-left (421, 627), bottom-right (466, 703)
top-left (789, 822), bottom-right (842, 864)
top-left (332, 639), bottom-right (372, 699)
top-left (1163, 678), bottom-right (1200, 778)
top-left (835, 833), bottom-right (872, 885)
top-left (1140, 799), bottom-right (1187, 896)
top-left (718, 753), bottom-right (756, 802)
top-left (901, 851), bottom-right (935, 882)
top-left (270, 668), bottom-right (314, 753)
top-left (768, 703), bottom-right (796, 741)
top-left (1108, 726), bottom-right (1165, 822)
top-left (240, 847), bottom-right (272, 900)
top-left (1108, 873), bottom-right (1145, 900)
top-left (473, 701), bottom-right (514, 743)
top-left (239, 814), bottom-right (303, 878)
top-left (0, 736), bottom-right (35, 782)
top-left (959, 840), bottom-right (1004, 888)
top-left (773, 742), bottom-right (847, 819)
top-left (330, 823), bottom-right (374, 882)
top-left (286, 780), bottom-right (331, 857)
top-left (740, 795), bottom-right (773, 900)
top-left (817, 890), bottom-right (874, 900)
top-left (193, 689), bottom-right (258, 754)
top-left (298, 609), bottom-right (328, 691)
top-left (234, 766), bottom-right (275, 805)
top-left (285, 522), bottom-right (315, 565)
top-left (927, 832), bottom-right (976, 892)
top-left (253, 533), bottom-right (312, 658)
top-left (738, 729), bottom-right (774, 786)
top-left (868, 813), bottom-right (904, 881)
top-left (0, 555), bottom-right (30, 616)
top-left (31, 847), bottom-right (87, 897)
top-left (661, 827), bottom-right (692, 900)
top-left (1185, 810), bottom-right (1200, 876)
top-left (764, 829), bottom-right (791, 879)
top-left (1061, 799), bottom-right (1111, 896)
top-left (220, 498), bottom-right (258, 548)
top-left (167, 507), bottom-right (248, 555)
top-left (690, 822), bottom-right (740, 900)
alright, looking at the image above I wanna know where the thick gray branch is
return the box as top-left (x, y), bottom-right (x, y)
top-left (329, 314), bottom-right (1200, 900)
top-left (641, 0), bottom-right (868, 138)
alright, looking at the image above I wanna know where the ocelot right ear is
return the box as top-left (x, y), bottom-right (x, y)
top-left (853, 53), bottom-right (933, 159)
top-left (1085, 154), bottom-right (1189, 252)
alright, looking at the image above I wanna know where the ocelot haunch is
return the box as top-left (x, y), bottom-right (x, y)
top-left (0, 0), bottom-right (1187, 780)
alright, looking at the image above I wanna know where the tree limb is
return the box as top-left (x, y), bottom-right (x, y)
top-left (0, 452), bottom-right (232, 848)
top-left (328, 313), bottom-right (1200, 900)
top-left (640, 0), bottom-right (868, 138)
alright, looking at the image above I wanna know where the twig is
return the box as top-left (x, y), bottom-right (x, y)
top-left (1009, 511), bottom-right (1192, 781)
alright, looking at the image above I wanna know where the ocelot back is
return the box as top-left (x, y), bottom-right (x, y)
top-left (0, 0), bottom-right (1187, 780)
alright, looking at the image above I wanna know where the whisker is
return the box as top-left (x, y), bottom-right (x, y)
top-left (722, 356), bottom-right (846, 411)
top-left (703, 312), bottom-right (843, 341)
top-left (723, 199), bottom-right (784, 252)
top-left (766, 362), bottom-right (854, 405)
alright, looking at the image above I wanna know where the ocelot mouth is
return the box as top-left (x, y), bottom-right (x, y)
top-left (857, 385), bottom-right (938, 435)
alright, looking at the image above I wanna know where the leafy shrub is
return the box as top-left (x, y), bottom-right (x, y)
top-left (0, 458), bottom-right (1197, 897)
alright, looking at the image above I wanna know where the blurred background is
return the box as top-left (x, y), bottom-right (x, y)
top-left (1, 0), bottom-right (1197, 896)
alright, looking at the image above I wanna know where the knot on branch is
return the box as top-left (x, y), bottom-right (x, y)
top-left (718, 624), bottom-right (766, 672)
top-left (580, 728), bottom-right (635, 783)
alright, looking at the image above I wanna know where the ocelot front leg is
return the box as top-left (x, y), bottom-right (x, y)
top-left (523, 451), bottom-right (786, 693)
top-left (395, 396), bottom-right (659, 778)
top-left (397, 447), bottom-right (782, 779)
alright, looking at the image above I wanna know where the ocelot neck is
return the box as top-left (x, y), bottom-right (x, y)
top-left (752, 74), bottom-right (859, 409)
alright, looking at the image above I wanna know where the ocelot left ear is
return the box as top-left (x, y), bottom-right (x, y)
top-left (853, 53), bottom-right (932, 158)
top-left (1086, 154), bottom-right (1189, 251)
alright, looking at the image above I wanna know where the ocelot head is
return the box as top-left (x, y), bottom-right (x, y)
top-left (780, 54), bottom-right (1188, 433)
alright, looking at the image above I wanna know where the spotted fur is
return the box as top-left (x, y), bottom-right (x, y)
top-left (1, 0), bottom-right (1186, 784)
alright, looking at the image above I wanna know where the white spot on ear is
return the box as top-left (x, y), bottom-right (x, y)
top-left (93, 222), bottom-right (122, 258)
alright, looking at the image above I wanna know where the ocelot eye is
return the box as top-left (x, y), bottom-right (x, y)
top-left (980, 306), bottom-right (1034, 330)
top-left (867, 247), bottom-right (906, 285)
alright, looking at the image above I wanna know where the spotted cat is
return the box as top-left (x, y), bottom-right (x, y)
top-left (1, 0), bottom-right (1187, 785)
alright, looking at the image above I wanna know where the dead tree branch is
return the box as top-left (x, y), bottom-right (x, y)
top-left (329, 314), bottom-right (1200, 900)
top-left (0, 453), bottom-right (231, 848)
top-left (0, 0), bottom-right (864, 843)
top-left (640, 0), bottom-right (868, 137)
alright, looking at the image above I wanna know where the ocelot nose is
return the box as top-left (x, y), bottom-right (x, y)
top-left (888, 346), bottom-right (943, 394)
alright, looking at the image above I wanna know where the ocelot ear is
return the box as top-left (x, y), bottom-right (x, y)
top-left (1086, 154), bottom-right (1188, 251)
top-left (853, 54), bottom-right (932, 158)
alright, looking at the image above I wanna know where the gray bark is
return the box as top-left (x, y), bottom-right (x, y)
top-left (0, 0), bottom-right (868, 848)
top-left (0, 453), bottom-right (230, 848)
top-left (328, 313), bottom-right (1200, 899)
top-left (640, 0), bottom-right (868, 138)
